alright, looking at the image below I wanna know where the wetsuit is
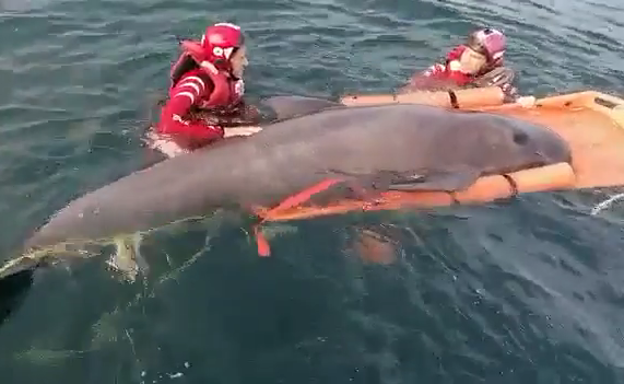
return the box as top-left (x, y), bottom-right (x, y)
top-left (156, 67), bottom-right (245, 150)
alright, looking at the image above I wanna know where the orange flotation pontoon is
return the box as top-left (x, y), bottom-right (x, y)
top-left (252, 88), bottom-right (624, 255)
top-left (340, 86), bottom-right (507, 109)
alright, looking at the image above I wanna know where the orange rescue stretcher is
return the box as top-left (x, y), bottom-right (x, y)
top-left (255, 87), bottom-right (624, 226)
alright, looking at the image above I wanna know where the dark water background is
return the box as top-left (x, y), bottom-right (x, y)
top-left (2, 0), bottom-right (624, 382)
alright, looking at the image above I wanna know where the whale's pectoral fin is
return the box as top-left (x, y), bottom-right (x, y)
top-left (328, 166), bottom-right (482, 193)
top-left (384, 167), bottom-right (483, 192)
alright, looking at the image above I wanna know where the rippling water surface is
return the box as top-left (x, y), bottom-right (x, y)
top-left (1, 0), bottom-right (624, 382)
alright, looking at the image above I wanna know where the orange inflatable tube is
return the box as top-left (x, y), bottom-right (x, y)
top-left (474, 91), bottom-right (624, 190)
top-left (340, 86), bottom-right (506, 109)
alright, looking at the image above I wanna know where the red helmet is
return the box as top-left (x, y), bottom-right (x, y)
top-left (200, 22), bottom-right (245, 72)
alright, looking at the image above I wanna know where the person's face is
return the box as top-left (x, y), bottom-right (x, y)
top-left (230, 45), bottom-right (248, 78)
top-left (459, 47), bottom-right (487, 74)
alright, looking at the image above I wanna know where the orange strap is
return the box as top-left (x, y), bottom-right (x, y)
top-left (266, 178), bottom-right (343, 215)
top-left (252, 177), bottom-right (344, 256)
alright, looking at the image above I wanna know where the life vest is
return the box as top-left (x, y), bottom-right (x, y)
top-left (447, 45), bottom-right (506, 78)
top-left (169, 40), bottom-right (244, 110)
top-left (429, 45), bottom-right (508, 87)
top-left (442, 45), bottom-right (475, 86)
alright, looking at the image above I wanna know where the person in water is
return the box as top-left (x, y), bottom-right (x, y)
top-left (400, 28), bottom-right (535, 106)
top-left (150, 22), bottom-right (263, 155)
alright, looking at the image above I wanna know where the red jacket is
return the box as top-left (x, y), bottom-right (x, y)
top-left (156, 63), bottom-right (245, 150)
top-left (406, 45), bottom-right (475, 90)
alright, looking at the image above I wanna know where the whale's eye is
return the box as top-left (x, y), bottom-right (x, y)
top-left (513, 131), bottom-right (528, 145)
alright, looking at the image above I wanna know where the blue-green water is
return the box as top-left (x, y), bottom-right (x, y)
top-left (2, 0), bottom-right (624, 382)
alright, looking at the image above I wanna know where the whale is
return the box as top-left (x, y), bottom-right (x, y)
top-left (0, 97), bottom-right (572, 285)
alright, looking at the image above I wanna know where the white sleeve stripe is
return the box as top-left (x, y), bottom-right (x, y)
top-left (181, 76), bottom-right (205, 90)
top-left (174, 91), bottom-right (195, 103)
top-left (177, 82), bottom-right (201, 94)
